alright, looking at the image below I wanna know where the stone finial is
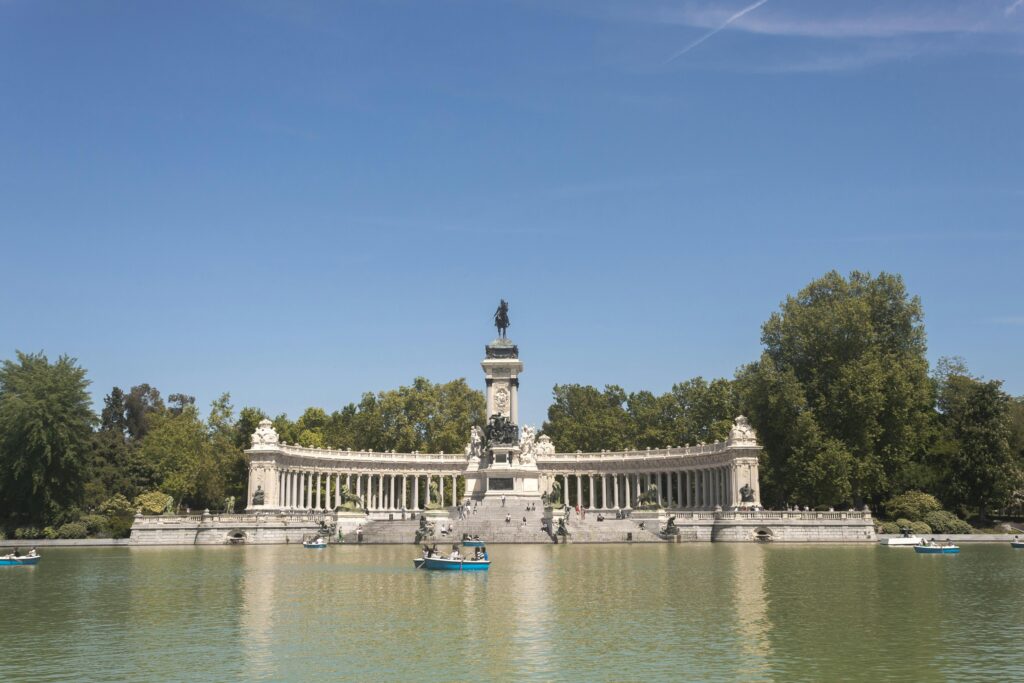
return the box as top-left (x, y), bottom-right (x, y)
top-left (726, 415), bottom-right (758, 446)
top-left (251, 418), bottom-right (279, 448)
top-left (535, 434), bottom-right (555, 457)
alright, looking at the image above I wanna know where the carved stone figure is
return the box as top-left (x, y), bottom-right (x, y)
top-left (494, 299), bottom-right (510, 338)
top-left (251, 419), bottom-right (279, 447)
top-left (486, 413), bottom-right (518, 445)
top-left (464, 425), bottom-right (484, 460)
top-left (535, 434), bottom-right (556, 457)
top-left (224, 496), bottom-right (235, 513)
top-left (740, 483), bottom-right (755, 503)
top-left (252, 486), bottom-right (265, 506)
top-left (638, 484), bottom-right (660, 508)
top-left (727, 415), bottom-right (758, 446)
top-left (519, 425), bottom-right (536, 465)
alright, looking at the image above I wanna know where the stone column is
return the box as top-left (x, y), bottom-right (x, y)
top-left (375, 475), bottom-right (382, 511)
top-left (656, 473), bottom-right (663, 506)
top-left (413, 475), bottom-right (420, 510)
top-left (575, 475), bottom-right (582, 509)
top-left (452, 475), bottom-right (458, 506)
top-left (588, 475), bottom-right (595, 509)
top-left (314, 473), bottom-right (320, 510)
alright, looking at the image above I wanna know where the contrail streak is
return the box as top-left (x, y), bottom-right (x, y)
top-left (664, 0), bottom-right (770, 64)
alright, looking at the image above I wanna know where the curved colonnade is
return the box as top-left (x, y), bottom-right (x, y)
top-left (247, 440), bottom-right (760, 513)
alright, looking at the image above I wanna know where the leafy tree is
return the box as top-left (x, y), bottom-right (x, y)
top-left (234, 406), bottom-right (268, 450)
top-left (738, 271), bottom-right (933, 506)
top-left (543, 384), bottom-right (631, 453)
top-left (883, 490), bottom-right (942, 521)
top-left (665, 377), bottom-right (738, 445)
top-left (138, 405), bottom-right (224, 509)
top-left (0, 352), bottom-right (95, 524)
top-left (124, 383), bottom-right (165, 440)
top-left (100, 386), bottom-right (128, 435)
top-left (937, 371), bottom-right (1013, 521)
top-left (168, 393), bottom-right (196, 416)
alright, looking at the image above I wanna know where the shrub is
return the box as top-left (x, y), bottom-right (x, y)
top-left (108, 515), bottom-right (134, 539)
top-left (876, 521), bottom-right (900, 534)
top-left (884, 491), bottom-right (942, 521)
top-left (55, 522), bottom-right (88, 539)
top-left (923, 510), bottom-right (973, 535)
top-left (100, 494), bottom-right (134, 517)
top-left (14, 527), bottom-right (43, 539)
top-left (43, 526), bottom-right (58, 539)
top-left (79, 514), bottom-right (110, 536)
top-left (896, 518), bottom-right (932, 535)
top-left (133, 491), bottom-right (173, 515)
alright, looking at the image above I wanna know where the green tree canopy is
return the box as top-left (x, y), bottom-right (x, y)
top-left (738, 271), bottom-right (933, 507)
top-left (0, 352), bottom-right (96, 524)
top-left (935, 368), bottom-right (1014, 520)
top-left (543, 384), bottom-right (632, 452)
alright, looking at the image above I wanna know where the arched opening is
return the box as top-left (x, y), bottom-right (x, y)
top-left (226, 530), bottom-right (247, 544)
top-left (754, 527), bottom-right (773, 543)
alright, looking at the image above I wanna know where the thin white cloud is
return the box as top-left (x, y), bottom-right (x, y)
top-left (663, 0), bottom-right (770, 64)
top-left (990, 315), bottom-right (1024, 325)
top-left (1007, 0), bottom-right (1024, 16)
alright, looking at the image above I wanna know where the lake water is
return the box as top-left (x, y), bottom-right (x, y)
top-left (2, 543), bottom-right (1023, 682)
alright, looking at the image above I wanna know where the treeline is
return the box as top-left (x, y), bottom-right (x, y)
top-left (542, 272), bottom-right (1024, 521)
top-left (1, 271), bottom-right (1022, 538)
top-left (0, 361), bottom-right (483, 538)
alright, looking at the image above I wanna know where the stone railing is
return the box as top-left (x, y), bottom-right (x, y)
top-left (271, 444), bottom-right (468, 465)
top-left (538, 442), bottom-right (733, 463)
top-left (133, 511), bottom-right (334, 525)
top-left (714, 510), bottom-right (873, 521)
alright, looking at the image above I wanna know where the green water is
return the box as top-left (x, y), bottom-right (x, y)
top-left (2, 544), bottom-right (1023, 682)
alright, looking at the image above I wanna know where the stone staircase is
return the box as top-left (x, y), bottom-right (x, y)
top-left (355, 499), bottom-right (555, 544)
top-left (351, 501), bottom-right (678, 544)
top-left (552, 510), bottom-right (668, 543)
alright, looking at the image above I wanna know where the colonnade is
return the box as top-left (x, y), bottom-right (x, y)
top-left (274, 470), bottom-right (462, 511)
top-left (549, 466), bottom-right (738, 510)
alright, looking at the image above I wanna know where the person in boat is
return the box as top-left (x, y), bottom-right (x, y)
top-left (450, 545), bottom-right (461, 560)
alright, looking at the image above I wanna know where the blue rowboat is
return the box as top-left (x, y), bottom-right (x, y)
top-left (914, 543), bottom-right (959, 554)
top-left (1010, 541), bottom-right (1024, 549)
top-left (414, 556), bottom-right (490, 571)
top-left (0, 553), bottom-right (40, 566)
top-left (303, 536), bottom-right (327, 549)
top-left (462, 539), bottom-right (486, 548)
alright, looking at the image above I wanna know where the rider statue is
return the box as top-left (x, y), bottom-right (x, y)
top-left (494, 299), bottom-right (510, 339)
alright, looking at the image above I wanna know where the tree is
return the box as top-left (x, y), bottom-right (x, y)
top-left (234, 406), bottom-right (268, 450)
top-left (937, 371), bottom-right (1013, 521)
top-left (0, 352), bottom-right (96, 524)
top-left (100, 386), bottom-right (128, 435)
top-left (738, 271), bottom-right (933, 506)
top-left (124, 384), bottom-right (165, 440)
top-left (542, 384), bottom-right (631, 453)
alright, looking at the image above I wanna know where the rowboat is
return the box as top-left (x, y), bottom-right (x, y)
top-left (1011, 541), bottom-right (1024, 549)
top-left (914, 541), bottom-right (959, 554)
top-left (303, 536), bottom-right (328, 549)
top-left (0, 552), bottom-right (41, 566)
top-left (462, 537), bottom-right (486, 548)
top-left (414, 556), bottom-right (490, 571)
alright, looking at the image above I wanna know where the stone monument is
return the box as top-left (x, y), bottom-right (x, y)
top-left (463, 300), bottom-right (543, 503)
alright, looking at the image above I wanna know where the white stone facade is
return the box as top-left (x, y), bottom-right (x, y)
top-left (245, 337), bottom-right (763, 513)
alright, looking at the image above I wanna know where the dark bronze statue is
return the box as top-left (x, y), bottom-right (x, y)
top-left (486, 413), bottom-right (519, 445)
top-left (251, 486), bottom-right (264, 506)
top-left (494, 299), bottom-right (510, 338)
top-left (638, 484), bottom-right (660, 508)
top-left (662, 515), bottom-right (678, 536)
top-left (740, 483), bottom-right (755, 503)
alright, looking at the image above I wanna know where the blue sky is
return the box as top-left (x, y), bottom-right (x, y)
top-left (1, 0), bottom-right (1022, 428)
